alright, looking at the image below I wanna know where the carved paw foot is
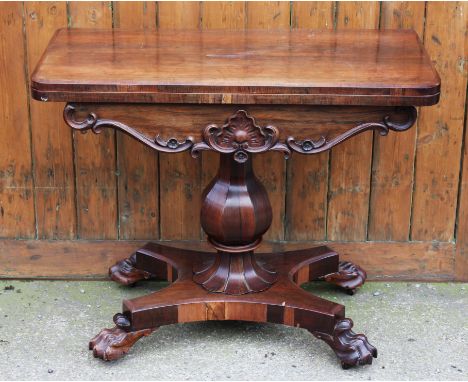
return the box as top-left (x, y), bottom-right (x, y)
top-left (314, 318), bottom-right (377, 369)
top-left (323, 261), bottom-right (366, 294)
top-left (109, 253), bottom-right (152, 286)
top-left (89, 326), bottom-right (154, 361)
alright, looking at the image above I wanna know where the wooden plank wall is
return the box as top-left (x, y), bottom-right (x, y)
top-left (0, 1), bottom-right (467, 281)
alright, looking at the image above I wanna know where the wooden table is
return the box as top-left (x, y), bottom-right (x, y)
top-left (32, 29), bottom-right (440, 368)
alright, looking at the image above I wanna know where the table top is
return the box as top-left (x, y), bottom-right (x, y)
top-left (31, 29), bottom-right (440, 106)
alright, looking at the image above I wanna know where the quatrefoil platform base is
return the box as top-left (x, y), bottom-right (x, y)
top-left (90, 151), bottom-right (375, 369)
top-left (92, 243), bottom-right (375, 368)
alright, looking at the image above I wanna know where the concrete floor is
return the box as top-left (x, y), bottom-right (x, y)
top-left (0, 279), bottom-right (466, 381)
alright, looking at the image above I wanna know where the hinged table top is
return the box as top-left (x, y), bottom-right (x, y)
top-left (31, 29), bottom-right (440, 106)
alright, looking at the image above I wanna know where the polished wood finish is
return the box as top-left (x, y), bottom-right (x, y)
top-left (92, 242), bottom-right (376, 368)
top-left (68, 103), bottom-right (415, 145)
top-left (108, 252), bottom-right (152, 286)
top-left (89, 326), bottom-right (154, 361)
top-left (30, 26), bottom-right (441, 368)
top-left (200, 155), bottom-right (272, 246)
top-left (60, 103), bottom-right (416, 297)
top-left (31, 29), bottom-right (440, 106)
top-left (2, 3), bottom-right (466, 283)
top-left (64, 104), bottom-right (417, 158)
top-left (195, 153), bottom-right (277, 294)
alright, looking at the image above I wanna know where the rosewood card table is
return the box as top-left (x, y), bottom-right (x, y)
top-left (31, 29), bottom-right (440, 368)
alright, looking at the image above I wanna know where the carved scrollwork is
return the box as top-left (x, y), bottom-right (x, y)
top-left (63, 103), bottom-right (194, 153)
top-left (191, 110), bottom-right (290, 163)
top-left (323, 261), bottom-right (367, 295)
top-left (64, 104), bottom-right (417, 159)
top-left (89, 325), bottom-right (155, 361)
top-left (314, 318), bottom-right (377, 369)
top-left (287, 106), bottom-right (417, 154)
top-left (109, 253), bottom-right (152, 286)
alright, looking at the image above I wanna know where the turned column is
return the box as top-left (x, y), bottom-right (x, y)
top-left (193, 153), bottom-right (278, 294)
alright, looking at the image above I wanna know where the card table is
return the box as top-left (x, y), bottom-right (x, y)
top-left (32, 28), bottom-right (440, 368)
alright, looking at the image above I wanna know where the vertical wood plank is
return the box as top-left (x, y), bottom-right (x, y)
top-left (114, 1), bottom-right (156, 29)
top-left (246, 1), bottom-right (290, 241)
top-left (286, 2), bottom-right (334, 241)
top-left (327, 1), bottom-right (379, 241)
top-left (113, 1), bottom-right (159, 240)
top-left (246, 1), bottom-right (290, 28)
top-left (368, 1), bottom-right (425, 241)
top-left (0, 3), bottom-right (35, 238)
top-left (202, 1), bottom-right (245, 30)
top-left (25, 2), bottom-right (75, 239)
top-left (455, 97), bottom-right (468, 281)
top-left (158, 2), bottom-right (202, 240)
top-left (291, 1), bottom-right (334, 29)
top-left (200, 2), bottom-right (246, 206)
top-left (157, 1), bottom-right (200, 28)
top-left (411, 2), bottom-right (467, 241)
top-left (69, 2), bottom-right (117, 239)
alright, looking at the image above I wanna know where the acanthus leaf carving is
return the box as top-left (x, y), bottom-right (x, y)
top-left (191, 110), bottom-right (290, 163)
top-left (63, 104), bottom-right (417, 159)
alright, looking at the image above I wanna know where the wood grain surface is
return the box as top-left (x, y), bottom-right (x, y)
top-left (411, 2), bottom-right (467, 241)
top-left (456, 96), bottom-right (468, 281)
top-left (246, 1), bottom-right (289, 241)
top-left (0, 2), bottom-right (467, 281)
top-left (24, 2), bottom-right (75, 239)
top-left (158, 1), bottom-right (202, 240)
top-left (0, 239), bottom-right (454, 281)
top-left (368, 2), bottom-right (425, 241)
top-left (200, 1), bottom-right (246, 241)
top-left (286, 1), bottom-right (334, 241)
top-left (68, 2), bottom-right (117, 239)
top-left (327, 1), bottom-right (380, 241)
top-left (112, 2), bottom-right (159, 240)
top-left (0, 3), bottom-right (35, 238)
top-left (31, 29), bottom-right (440, 105)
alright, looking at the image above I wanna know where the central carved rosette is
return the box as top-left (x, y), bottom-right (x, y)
top-left (191, 110), bottom-right (290, 163)
top-left (195, 153), bottom-right (278, 294)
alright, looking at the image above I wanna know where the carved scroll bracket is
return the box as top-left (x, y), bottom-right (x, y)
top-left (287, 106), bottom-right (417, 154)
top-left (63, 103), bottom-right (194, 153)
top-left (191, 110), bottom-right (290, 163)
top-left (64, 104), bottom-right (417, 160)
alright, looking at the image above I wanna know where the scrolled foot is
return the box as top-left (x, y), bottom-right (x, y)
top-left (109, 253), bottom-right (152, 286)
top-left (323, 261), bottom-right (366, 294)
top-left (89, 326), bottom-right (154, 361)
top-left (314, 318), bottom-right (377, 369)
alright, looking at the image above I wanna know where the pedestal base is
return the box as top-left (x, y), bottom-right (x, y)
top-left (91, 243), bottom-right (376, 369)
